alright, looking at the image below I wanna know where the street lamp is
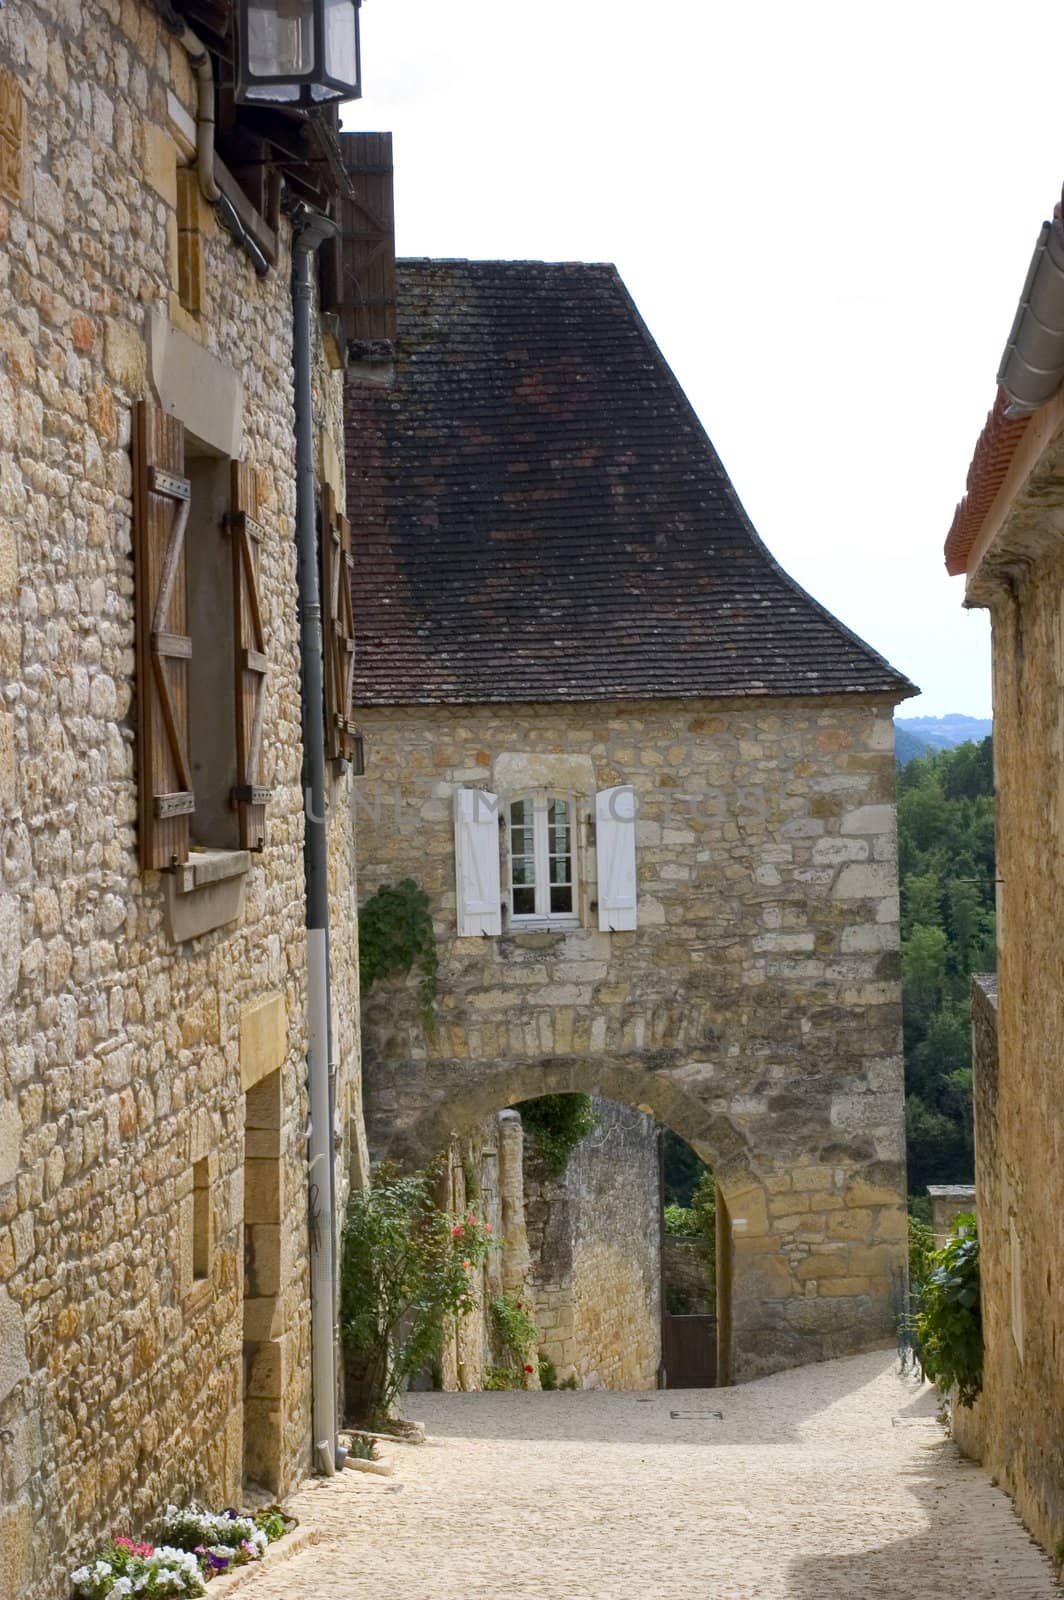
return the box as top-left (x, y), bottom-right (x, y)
top-left (237, 0), bottom-right (362, 106)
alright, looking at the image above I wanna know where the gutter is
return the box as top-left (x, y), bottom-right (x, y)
top-left (291, 202), bottom-right (345, 1476)
top-left (998, 208), bottom-right (1064, 417)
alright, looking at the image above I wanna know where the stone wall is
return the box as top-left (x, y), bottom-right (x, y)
top-left (525, 1099), bottom-right (660, 1390)
top-left (429, 1102), bottom-right (660, 1392)
top-left (356, 695), bottom-right (907, 1385)
top-left (0, 9), bottom-right (363, 1598)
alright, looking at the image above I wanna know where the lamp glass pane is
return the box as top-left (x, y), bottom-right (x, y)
top-left (246, 0), bottom-right (315, 78)
top-left (323, 0), bottom-right (359, 86)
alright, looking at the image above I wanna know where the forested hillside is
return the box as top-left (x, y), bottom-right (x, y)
top-left (898, 737), bottom-right (995, 1194)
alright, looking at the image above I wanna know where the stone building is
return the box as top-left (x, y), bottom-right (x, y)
top-left (0, 7), bottom-right (376, 1596)
top-left (941, 183), bottom-right (1064, 1555)
top-left (430, 1099), bottom-right (660, 1392)
top-left (348, 257), bottom-right (915, 1386)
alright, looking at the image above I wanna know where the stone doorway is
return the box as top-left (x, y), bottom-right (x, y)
top-left (242, 1068), bottom-right (284, 1491)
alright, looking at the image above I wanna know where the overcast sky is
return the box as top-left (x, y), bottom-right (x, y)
top-left (345, 0), bottom-right (1064, 719)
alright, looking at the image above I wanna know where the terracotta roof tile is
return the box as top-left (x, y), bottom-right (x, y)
top-left (346, 259), bottom-right (914, 705)
top-left (944, 389), bottom-right (1031, 576)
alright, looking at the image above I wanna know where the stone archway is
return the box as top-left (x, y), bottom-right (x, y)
top-left (362, 1049), bottom-right (901, 1386)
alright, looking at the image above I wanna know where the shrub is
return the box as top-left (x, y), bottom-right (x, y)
top-left (908, 1212), bottom-right (935, 1289)
top-left (915, 1214), bottom-right (982, 1406)
top-left (484, 1365), bottom-right (523, 1391)
top-left (341, 1169), bottom-right (493, 1426)
top-left (663, 1202), bottom-right (693, 1235)
top-left (517, 1094), bottom-right (597, 1176)
top-left (490, 1294), bottom-right (538, 1360)
top-left (538, 1354), bottom-right (558, 1390)
top-left (688, 1170), bottom-right (717, 1284)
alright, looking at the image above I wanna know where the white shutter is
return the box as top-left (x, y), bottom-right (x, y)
top-left (596, 785), bottom-right (637, 931)
top-left (454, 787), bottom-right (503, 937)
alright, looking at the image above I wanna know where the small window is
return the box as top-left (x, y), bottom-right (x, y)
top-left (192, 1158), bottom-right (211, 1281)
top-left (509, 795), bottom-right (578, 925)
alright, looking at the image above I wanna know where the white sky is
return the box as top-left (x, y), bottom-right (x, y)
top-left (345, 0), bottom-right (1064, 719)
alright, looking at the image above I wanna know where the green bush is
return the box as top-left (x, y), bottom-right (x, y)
top-left (484, 1365), bottom-right (523, 1391)
top-left (688, 1170), bottom-right (717, 1285)
top-left (908, 1212), bottom-right (935, 1289)
top-left (915, 1214), bottom-right (982, 1406)
top-left (340, 1169), bottom-right (492, 1426)
top-left (490, 1294), bottom-right (538, 1359)
top-left (663, 1202), bottom-right (693, 1235)
top-left (517, 1094), bottom-right (597, 1176)
top-left (538, 1355), bottom-right (558, 1390)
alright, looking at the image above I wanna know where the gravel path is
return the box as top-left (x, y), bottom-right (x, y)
top-left (245, 1351), bottom-right (1058, 1600)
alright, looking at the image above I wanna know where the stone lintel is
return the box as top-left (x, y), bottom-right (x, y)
top-left (240, 993), bottom-right (288, 1092)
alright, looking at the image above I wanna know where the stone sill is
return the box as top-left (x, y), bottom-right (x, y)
top-left (174, 848), bottom-right (251, 894)
top-left (165, 850), bottom-right (250, 943)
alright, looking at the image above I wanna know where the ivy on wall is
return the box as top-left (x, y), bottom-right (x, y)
top-left (358, 878), bottom-right (438, 1023)
top-left (516, 1094), bottom-right (597, 1176)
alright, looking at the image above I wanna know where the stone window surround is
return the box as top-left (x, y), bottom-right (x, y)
top-left (493, 753), bottom-right (598, 933)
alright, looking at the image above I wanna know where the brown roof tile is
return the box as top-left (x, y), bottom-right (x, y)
top-left (345, 260), bottom-right (915, 705)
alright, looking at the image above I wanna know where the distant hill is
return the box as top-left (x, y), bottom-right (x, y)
top-left (895, 714), bottom-right (992, 765)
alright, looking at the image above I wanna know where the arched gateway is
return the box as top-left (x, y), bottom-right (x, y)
top-left (345, 259), bottom-right (915, 1386)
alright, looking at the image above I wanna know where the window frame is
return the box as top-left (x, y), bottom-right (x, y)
top-left (507, 791), bottom-right (580, 929)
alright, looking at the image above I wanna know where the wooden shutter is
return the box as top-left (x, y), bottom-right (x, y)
top-left (322, 484), bottom-right (359, 764)
top-left (454, 788), bottom-right (502, 937)
top-left (596, 785), bottom-right (638, 931)
top-left (229, 462), bottom-right (272, 851)
top-left (133, 400), bottom-right (193, 871)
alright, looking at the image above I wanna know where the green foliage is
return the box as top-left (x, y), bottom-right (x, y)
top-left (908, 1213), bottom-right (935, 1288)
top-left (666, 1284), bottom-right (693, 1315)
top-left (340, 1169), bottom-right (493, 1426)
top-left (898, 738), bottom-right (995, 1193)
top-left (688, 1169), bottom-right (717, 1285)
top-left (915, 1215), bottom-right (983, 1406)
top-left (558, 1374), bottom-right (579, 1390)
top-left (662, 1130), bottom-right (705, 1206)
top-left (517, 1093), bottom-right (598, 1175)
top-left (484, 1365), bottom-right (523, 1391)
top-left (490, 1294), bottom-right (538, 1358)
top-left (358, 879), bottom-right (438, 1021)
top-left (663, 1202), bottom-right (692, 1235)
top-left (347, 1434), bottom-right (378, 1461)
top-left (538, 1355), bottom-right (558, 1390)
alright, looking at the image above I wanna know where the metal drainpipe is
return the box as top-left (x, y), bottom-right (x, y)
top-left (157, 7), bottom-right (221, 204)
top-left (292, 202), bottom-right (343, 1475)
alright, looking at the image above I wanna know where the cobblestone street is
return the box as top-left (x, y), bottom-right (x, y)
top-left (241, 1352), bottom-right (1058, 1600)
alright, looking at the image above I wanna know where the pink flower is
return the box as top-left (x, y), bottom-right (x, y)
top-left (484, 1223), bottom-right (492, 1235)
top-left (451, 1224), bottom-right (463, 1238)
top-left (467, 1212), bottom-right (476, 1225)
top-left (462, 1259), bottom-right (471, 1271)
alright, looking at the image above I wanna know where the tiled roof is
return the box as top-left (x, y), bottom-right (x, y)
top-left (345, 260), bottom-right (914, 705)
top-left (944, 389), bottom-right (1032, 576)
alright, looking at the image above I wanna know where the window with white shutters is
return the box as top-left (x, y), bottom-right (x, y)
top-left (595, 785), bottom-right (638, 931)
top-left (454, 787), bottom-right (503, 937)
top-left (508, 794), bottom-right (579, 926)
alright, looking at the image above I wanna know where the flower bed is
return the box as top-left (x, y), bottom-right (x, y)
top-left (70, 1507), bottom-right (291, 1597)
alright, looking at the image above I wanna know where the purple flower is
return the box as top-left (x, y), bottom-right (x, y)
top-left (207, 1553), bottom-right (230, 1571)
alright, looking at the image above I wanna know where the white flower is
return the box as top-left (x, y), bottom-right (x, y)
top-left (71, 1568), bottom-right (90, 1585)
top-left (94, 1562), bottom-right (113, 1577)
top-left (112, 1581), bottom-right (133, 1596)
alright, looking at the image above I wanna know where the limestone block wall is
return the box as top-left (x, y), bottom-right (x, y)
top-left (430, 1103), bottom-right (660, 1392)
top-left (961, 561), bottom-right (1064, 1556)
top-left (356, 695), bottom-right (907, 1384)
top-left (0, 9), bottom-right (363, 1598)
top-left (524, 1099), bottom-right (660, 1390)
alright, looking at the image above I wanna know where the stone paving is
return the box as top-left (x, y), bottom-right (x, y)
top-left (243, 1351), bottom-right (1059, 1600)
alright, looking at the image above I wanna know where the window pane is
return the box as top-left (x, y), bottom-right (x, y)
top-left (247, 0), bottom-right (314, 76)
top-left (549, 856), bottom-right (571, 884)
top-left (549, 828), bottom-right (570, 855)
top-left (550, 886), bottom-right (573, 914)
top-left (324, 0), bottom-right (359, 85)
top-left (548, 798), bottom-right (569, 825)
top-left (513, 887), bottom-right (536, 916)
top-left (510, 799), bottom-right (531, 827)
top-left (512, 856), bottom-right (534, 886)
top-left (511, 829), bottom-right (534, 858)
